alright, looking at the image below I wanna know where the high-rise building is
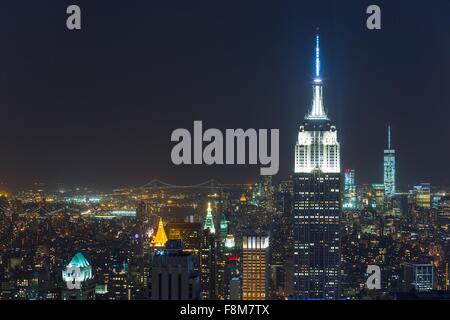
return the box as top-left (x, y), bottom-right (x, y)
top-left (203, 202), bottom-right (216, 234)
top-left (229, 277), bottom-right (242, 300)
top-left (343, 169), bottom-right (357, 210)
top-left (61, 252), bottom-right (95, 300)
top-left (200, 229), bottom-right (218, 300)
top-left (151, 217), bottom-right (168, 248)
top-left (438, 196), bottom-right (450, 227)
top-left (148, 240), bottom-right (200, 300)
top-left (242, 236), bottom-right (269, 300)
top-left (134, 202), bottom-right (149, 257)
top-left (127, 257), bottom-right (149, 300)
top-left (222, 238), bottom-right (241, 300)
top-left (270, 189), bottom-right (293, 299)
top-left (136, 201), bottom-right (148, 222)
top-left (199, 202), bottom-right (219, 299)
top-left (402, 263), bottom-right (435, 292)
top-left (167, 222), bottom-right (202, 270)
top-left (392, 193), bottom-right (409, 217)
top-left (219, 212), bottom-right (229, 244)
top-left (413, 183), bottom-right (431, 209)
top-left (217, 212), bottom-right (230, 300)
top-left (384, 126), bottom-right (396, 198)
top-left (292, 32), bottom-right (341, 300)
top-left (370, 184), bottom-right (386, 211)
top-left (108, 262), bottom-right (129, 300)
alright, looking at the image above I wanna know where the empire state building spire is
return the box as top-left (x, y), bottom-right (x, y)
top-left (295, 31), bottom-right (340, 174)
top-left (315, 30), bottom-right (321, 79)
top-left (307, 31), bottom-right (328, 120)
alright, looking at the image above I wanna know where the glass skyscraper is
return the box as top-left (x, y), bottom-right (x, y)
top-left (384, 126), bottom-right (396, 198)
top-left (343, 169), bottom-right (357, 210)
top-left (292, 32), bottom-right (341, 300)
top-left (402, 263), bottom-right (435, 292)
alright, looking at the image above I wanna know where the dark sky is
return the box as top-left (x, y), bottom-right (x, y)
top-left (0, 0), bottom-right (449, 191)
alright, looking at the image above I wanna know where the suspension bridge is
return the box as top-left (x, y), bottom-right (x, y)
top-left (140, 179), bottom-right (252, 190)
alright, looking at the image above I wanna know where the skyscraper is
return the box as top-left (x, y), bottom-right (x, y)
top-left (203, 202), bottom-right (216, 234)
top-left (200, 202), bottom-right (218, 299)
top-left (151, 217), bottom-right (168, 248)
top-left (270, 188), bottom-right (294, 299)
top-left (384, 125), bottom-right (396, 198)
top-left (292, 32), bottom-right (341, 300)
top-left (200, 229), bottom-right (217, 300)
top-left (343, 169), bottom-right (357, 210)
top-left (148, 240), bottom-right (200, 300)
top-left (61, 252), bottom-right (95, 300)
top-left (414, 183), bottom-right (431, 209)
top-left (437, 196), bottom-right (450, 227)
top-left (217, 212), bottom-right (229, 300)
top-left (167, 221), bottom-right (202, 270)
top-left (402, 263), bottom-right (435, 292)
top-left (134, 202), bottom-right (148, 257)
top-left (370, 183), bottom-right (386, 211)
top-left (242, 236), bottom-right (269, 300)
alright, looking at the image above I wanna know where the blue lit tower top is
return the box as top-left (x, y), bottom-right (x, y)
top-left (307, 31), bottom-right (328, 120)
top-left (315, 31), bottom-right (321, 79)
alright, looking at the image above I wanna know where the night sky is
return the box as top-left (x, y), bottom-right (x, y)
top-left (0, 0), bottom-right (449, 191)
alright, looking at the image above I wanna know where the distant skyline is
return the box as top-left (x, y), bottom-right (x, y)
top-left (0, 0), bottom-right (449, 190)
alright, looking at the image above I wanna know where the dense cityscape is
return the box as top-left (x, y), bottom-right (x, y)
top-left (1, 31), bottom-right (448, 301)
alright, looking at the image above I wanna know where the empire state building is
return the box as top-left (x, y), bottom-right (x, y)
top-left (292, 32), bottom-right (341, 300)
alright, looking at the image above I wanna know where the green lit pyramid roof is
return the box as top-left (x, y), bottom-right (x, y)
top-left (62, 252), bottom-right (93, 283)
top-left (67, 252), bottom-right (90, 268)
top-left (203, 202), bottom-right (216, 234)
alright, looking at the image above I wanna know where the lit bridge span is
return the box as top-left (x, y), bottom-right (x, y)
top-left (140, 179), bottom-right (252, 190)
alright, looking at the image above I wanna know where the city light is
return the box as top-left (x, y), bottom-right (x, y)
top-left (0, 3), bottom-right (448, 306)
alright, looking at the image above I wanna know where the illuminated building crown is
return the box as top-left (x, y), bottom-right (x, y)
top-left (295, 31), bottom-right (340, 174)
top-left (62, 252), bottom-right (93, 283)
top-left (203, 202), bottom-right (216, 234)
top-left (220, 213), bottom-right (228, 231)
top-left (151, 217), bottom-right (168, 247)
